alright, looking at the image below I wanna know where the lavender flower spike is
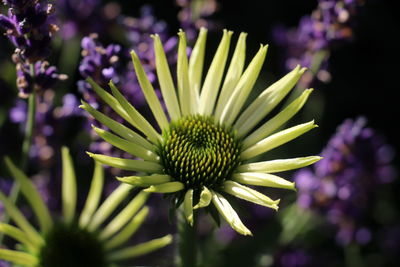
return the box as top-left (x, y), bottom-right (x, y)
top-left (295, 117), bottom-right (396, 245)
top-left (0, 0), bottom-right (58, 62)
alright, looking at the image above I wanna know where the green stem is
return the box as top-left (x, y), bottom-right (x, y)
top-left (0, 65), bottom-right (37, 243)
top-left (20, 90), bottom-right (37, 171)
top-left (177, 209), bottom-right (197, 267)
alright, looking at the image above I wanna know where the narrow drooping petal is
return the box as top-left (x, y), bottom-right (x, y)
top-left (240, 88), bottom-right (313, 142)
top-left (220, 44), bottom-right (268, 125)
top-left (105, 207), bottom-right (150, 250)
top-left (193, 186), bottom-right (212, 209)
top-left (4, 157), bottom-right (53, 233)
top-left (215, 32), bottom-right (247, 118)
top-left (87, 184), bottom-right (133, 231)
top-left (107, 235), bottom-right (173, 261)
top-left (92, 126), bottom-right (159, 162)
top-left (199, 29), bottom-right (233, 115)
top-left (79, 162), bottom-right (104, 228)
top-left (232, 173), bottom-right (296, 190)
top-left (211, 191), bottom-right (252, 236)
top-left (62, 147), bottom-right (77, 225)
top-left (0, 249), bottom-right (38, 266)
top-left (0, 192), bottom-right (43, 247)
top-left (234, 65), bottom-right (306, 133)
top-left (177, 30), bottom-right (192, 116)
top-left (87, 152), bottom-right (163, 173)
top-left (183, 189), bottom-right (194, 226)
top-left (188, 27), bottom-right (207, 114)
top-left (153, 34), bottom-right (181, 120)
top-left (99, 191), bottom-right (149, 240)
top-left (109, 81), bottom-right (162, 144)
top-left (237, 156), bottom-right (322, 173)
top-left (144, 182), bottom-right (185, 193)
top-left (241, 121), bottom-right (318, 160)
top-left (86, 77), bottom-right (136, 126)
top-left (0, 223), bottom-right (36, 252)
top-left (80, 101), bottom-right (155, 151)
top-left (130, 50), bottom-right (169, 129)
top-left (222, 181), bottom-right (280, 210)
top-left (117, 174), bottom-right (172, 187)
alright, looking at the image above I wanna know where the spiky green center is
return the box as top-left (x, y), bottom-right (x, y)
top-left (160, 115), bottom-right (241, 192)
top-left (39, 222), bottom-right (106, 267)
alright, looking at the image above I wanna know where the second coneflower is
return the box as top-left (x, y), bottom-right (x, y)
top-left (82, 28), bottom-right (321, 235)
top-left (0, 147), bottom-right (172, 267)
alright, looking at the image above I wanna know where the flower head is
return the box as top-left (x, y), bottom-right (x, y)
top-left (0, 147), bottom-right (172, 266)
top-left (295, 117), bottom-right (396, 245)
top-left (82, 28), bottom-right (320, 235)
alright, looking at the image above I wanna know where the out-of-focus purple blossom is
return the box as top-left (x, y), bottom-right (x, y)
top-left (295, 117), bottom-right (397, 245)
top-left (0, 0), bottom-right (58, 62)
top-left (0, 259), bottom-right (10, 267)
top-left (176, 0), bottom-right (218, 42)
top-left (273, 0), bottom-right (363, 87)
top-left (56, 0), bottom-right (101, 39)
top-left (272, 248), bottom-right (314, 267)
top-left (9, 91), bottom-right (83, 167)
top-left (14, 58), bottom-right (68, 98)
top-left (78, 33), bottom-right (121, 103)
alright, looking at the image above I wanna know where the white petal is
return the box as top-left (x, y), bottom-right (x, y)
top-left (241, 121), bottom-right (318, 160)
top-left (183, 189), bottom-right (194, 226)
top-left (211, 191), bottom-right (252, 236)
top-left (237, 156), bottom-right (323, 173)
top-left (214, 32), bottom-right (247, 119)
top-left (219, 44), bottom-right (268, 125)
top-left (232, 173), bottom-right (296, 190)
top-left (223, 181), bottom-right (280, 210)
top-left (199, 29), bottom-right (233, 115)
top-left (153, 34), bottom-right (181, 120)
top-left (177, 30), bottom-right (192, 116)
top-left (241, 88), bottom-right (313, 143)
top-left (234, 66), bottom-right (306, 134)
top-left (130, 50), bottom-right (169, 129)
top-left (188, 27), bottom-right (207, 114)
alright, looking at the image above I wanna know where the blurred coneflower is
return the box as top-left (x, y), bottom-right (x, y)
top-left (0, 147), bottom-right (172, 267)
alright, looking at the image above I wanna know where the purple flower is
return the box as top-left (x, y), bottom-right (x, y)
top-left (273, 0), bottom-right (363, 87)
top-left (55, 0), bottom-right (102, 39)
top-left (78, 33), bottom-right (121, 101)
top-left (1, 0), bottom-right (66, 97)
top-left (0, 0), bottom-right (58, 63)
top-left (14, 59), bottom-right (67, 98)
top-left (294, 117), bottom-right (397, 245)
top-left (273, 248), bottom-right (314, 267)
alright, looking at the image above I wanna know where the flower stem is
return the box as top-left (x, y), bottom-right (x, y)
top-left (177, 209), bottom-right (198, 267)
top-left (20, 89), bottom-right (37, 170)
top-left (0, 65), bottom-right (37, 242)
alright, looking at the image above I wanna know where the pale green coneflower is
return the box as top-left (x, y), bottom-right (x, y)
top-left (82, 28), bottom-right (321, 235)
top-left (0, 147), bottom-right (172, 267)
